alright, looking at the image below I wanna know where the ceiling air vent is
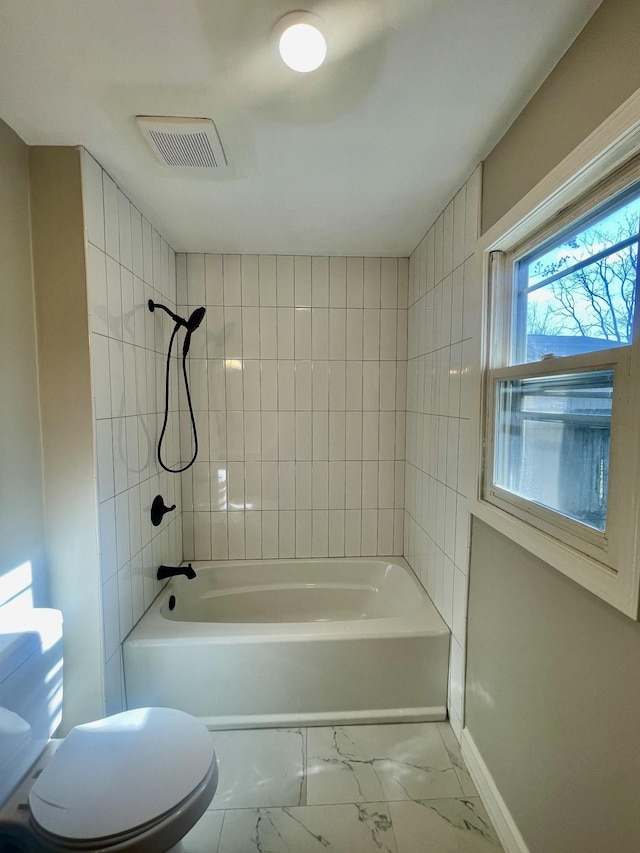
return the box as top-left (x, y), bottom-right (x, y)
top-left (136, 116), bottom-right (227, 169)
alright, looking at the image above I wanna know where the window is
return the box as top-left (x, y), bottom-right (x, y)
top-left (474, 96), bottom-right (640, 618)
top-left (482, 161), bottom-right (640, 602)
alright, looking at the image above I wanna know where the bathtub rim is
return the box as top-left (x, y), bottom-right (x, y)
top-left (126, 556), bottom-right (449, 645)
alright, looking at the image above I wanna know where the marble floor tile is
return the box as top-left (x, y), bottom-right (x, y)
top-left (437, 721), bottom-right (478, 797)
top-left (210, 728), bottom-right (306, 810)
top-left (182, 810), bottom-right (225, 853)
top-left (390, 798), bottom-right (502, 853)
top-left (306, 723), bottom-right (463, 805)
top-left (217, 803), bottom-right (397, 853)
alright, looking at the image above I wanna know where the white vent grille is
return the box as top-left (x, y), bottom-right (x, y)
top-left (136, 116), bottom-right (227, 169)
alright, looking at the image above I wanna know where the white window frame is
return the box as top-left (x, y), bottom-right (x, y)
top-left (472, 88), bottom-right (640, 619)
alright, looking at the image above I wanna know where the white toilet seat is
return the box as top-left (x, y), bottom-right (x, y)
top-left (26, 707), bottom-right (217, 852)
top-left (28, 761), bottom-right (218, 852)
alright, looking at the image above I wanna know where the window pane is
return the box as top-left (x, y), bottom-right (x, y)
top-left (517, 191), bottom-right (640, 363)
top-left (493, 370), bottom-right (614, 531)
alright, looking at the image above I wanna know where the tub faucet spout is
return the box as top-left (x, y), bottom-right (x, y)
top-left (157, 563), bottom-right (196, 581)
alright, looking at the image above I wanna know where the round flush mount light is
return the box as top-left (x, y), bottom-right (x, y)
top-left (276, 11), bottom-right (327, 73)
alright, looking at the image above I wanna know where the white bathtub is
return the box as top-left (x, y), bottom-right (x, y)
top-left (123, 557), bottom-right (449, 729)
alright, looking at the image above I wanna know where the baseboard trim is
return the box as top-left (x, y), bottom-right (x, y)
top-left (460, 728), bottom-right (530, 853)
top-left (201, 706), bottom-right (447, 730)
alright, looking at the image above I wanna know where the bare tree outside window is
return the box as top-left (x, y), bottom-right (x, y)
top-left (523, 202), bottom-right (640, 355)
top-left (526, 302), bottom-right (566, 336)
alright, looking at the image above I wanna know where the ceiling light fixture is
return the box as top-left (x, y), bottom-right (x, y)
top-left (276, 11), bottom-right (327, 73)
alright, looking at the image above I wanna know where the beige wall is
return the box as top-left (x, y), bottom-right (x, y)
top-left (467, 0), bottom-right (640, 849)
top-left (30, 147), bottom-right (104, 730)
top-left (467, 520), bottom-right (640, 852)
top-left (0, 127), bottom-right (104, 730)
top-left (0, 120), bottom-right (47, 605)
top-left (482, 0), bottom-right (640, 231)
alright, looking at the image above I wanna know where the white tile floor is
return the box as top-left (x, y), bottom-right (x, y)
top-left (182, 721), bottom-right (502, 853)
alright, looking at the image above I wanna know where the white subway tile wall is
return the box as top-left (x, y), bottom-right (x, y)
top-left (83, 150), bottom-right (183, 715)
top-left (404, 166), bottom-right (481, 739)
top-left (178, 254), bottom-right (408, 561)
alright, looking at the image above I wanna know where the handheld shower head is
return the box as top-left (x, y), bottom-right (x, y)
top-left (182, 307), bottom-right (207, 356)
top-left (186, 306), bottom-right (206, 333)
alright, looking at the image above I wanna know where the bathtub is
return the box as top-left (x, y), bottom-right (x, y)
top-left (123, 557), bottom-right (449, 729)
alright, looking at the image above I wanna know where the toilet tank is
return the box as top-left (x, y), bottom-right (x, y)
top-left (0, 609), bottom-right (63, 805)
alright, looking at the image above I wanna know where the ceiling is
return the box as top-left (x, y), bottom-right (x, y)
top-left (0, 0), bottom-right (601, 256)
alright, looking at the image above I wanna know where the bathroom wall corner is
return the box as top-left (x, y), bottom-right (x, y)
top-left (80, 147), bottom-right (183, 717)
top-left (404, 165), bottom-right (482, 735)
top-left (0, 119), bottom-right (48, 608)
top-left (30, 145), bottom-right (104, 733)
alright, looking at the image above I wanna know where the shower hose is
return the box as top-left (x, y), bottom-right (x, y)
top-left (157, 322), bottom-right (199, 474)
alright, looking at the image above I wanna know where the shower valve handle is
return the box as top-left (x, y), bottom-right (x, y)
top-left (151, 494), bottom-right (176, 527)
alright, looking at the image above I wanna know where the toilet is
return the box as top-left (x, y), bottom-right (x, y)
top-left (0, 608), bottom-right (218, 852)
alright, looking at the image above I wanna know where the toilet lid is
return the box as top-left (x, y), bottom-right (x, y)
top-left (29, 707), bottom-right (214, 841)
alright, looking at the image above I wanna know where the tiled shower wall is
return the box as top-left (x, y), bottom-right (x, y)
top-left (177, 255), bottom-right (408, 560)
top-left (404, 166), bottom-right (481, 739)
top-left (83, 150), bottom-right (183, 714)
